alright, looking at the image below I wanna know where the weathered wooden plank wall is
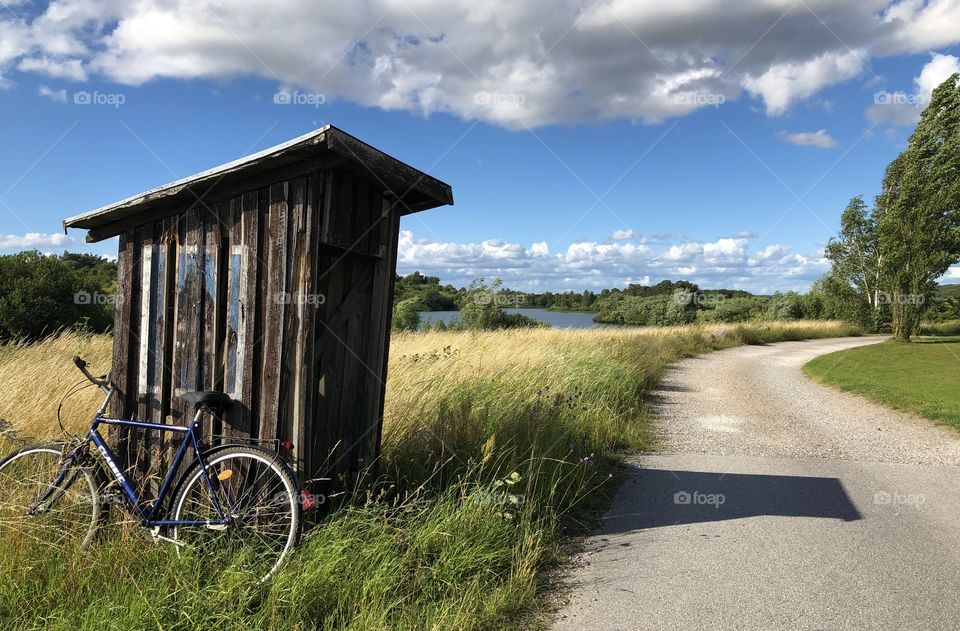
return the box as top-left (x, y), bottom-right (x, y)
top-left (108, 168), bottom-right (396, 487)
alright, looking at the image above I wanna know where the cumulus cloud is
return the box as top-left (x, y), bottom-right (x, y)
top-left (396, 230), bottom-right (827, 293)
top-left (742, 50), bottom-right (865, 116)
top-left (868, 52), bottom-right (960, 125)
top-left (777, 129), bottom-right (839, 148)
top-left (0, 232), bottom-right (74, 248)
top-left (1, 1), bottom-right (960, 126)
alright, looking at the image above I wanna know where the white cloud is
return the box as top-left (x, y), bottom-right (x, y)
top-left (879, 0), bottom-right (960, 54)
top-left (777, 129), bottom-right (839, 148)
top-left (18, 56), bottom-right (86, 81)
top-left (396, 230), bottom-right (826, 292)
top-left (749, 244), bottom-right (792, 263)
top-left (867, 52), bottom-right (960, 126)
top-left (37, 84), bottom-right (67, 102)
top-left (742, 50), bottom-right (865, 116)
top-left (915, 52), bottom-right (960, 97)
top-left (1, 1), bottom-right (960, 126)
top-left (610, 228), bottom-right (643, 241)
top-left (0, 232), bottom-right (74, 249)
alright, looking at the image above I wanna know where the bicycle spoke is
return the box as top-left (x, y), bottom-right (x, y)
top-left (171, 448), bottom-right (299, 580)
top-left (0, 446), bottom-right (99, 551)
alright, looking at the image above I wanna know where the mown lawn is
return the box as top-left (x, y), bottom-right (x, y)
top-left (804, 336), bottom-right (960, 429)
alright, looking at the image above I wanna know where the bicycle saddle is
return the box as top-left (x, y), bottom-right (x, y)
top-left (180, 391), bottom-right (232, 410)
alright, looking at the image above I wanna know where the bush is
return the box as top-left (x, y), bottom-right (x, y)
top-left (808, 273), bottom-right (885, 331)
top-left (593, 293), bottom-right (696, 326)
top-left (0, 251), bottom-right (115, 341)
top-left (392, 298), bottom-right (425, 332)
top-left (699, 296), bottom-right (769, 323)
top-left (459, 279), bottom-right (545, 330)
top-left (766, 291), bottom-right (805, 321)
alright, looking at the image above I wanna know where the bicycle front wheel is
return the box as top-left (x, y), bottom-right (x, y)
top-left (170, 445), bottom-right (300, 581)
top-left (0, 444), bottom-right (100, 550)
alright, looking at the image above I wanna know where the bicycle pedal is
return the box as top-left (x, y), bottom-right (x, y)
top-left (205, 524), bottom-right (228, 531)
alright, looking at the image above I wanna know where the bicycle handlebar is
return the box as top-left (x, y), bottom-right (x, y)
top-left (73, 355), bottom-right (109, 389)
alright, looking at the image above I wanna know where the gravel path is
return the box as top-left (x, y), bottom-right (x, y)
top-left (554, 336), bottom-right (960, 631)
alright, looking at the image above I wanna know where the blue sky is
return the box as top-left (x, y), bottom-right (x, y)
top-left (1, 1), bottom-right (960, 293)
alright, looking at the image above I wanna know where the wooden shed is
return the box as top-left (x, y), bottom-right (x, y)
top-left (63, 125), bottom-right (453, 486)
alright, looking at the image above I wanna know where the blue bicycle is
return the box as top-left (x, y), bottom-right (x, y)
top-left (0, 356), bottom-right (302, 581)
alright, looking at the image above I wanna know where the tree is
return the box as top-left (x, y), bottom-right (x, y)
top-left (767, 292), bottom-right (804, 321)
top-left (809, 273), bottom-right (873, 324)
top-left (0, 251), bottom-right (114, 340)
top-left (458, 278), bottom-right (500, 329)
top-left (459, 278), bottom-right (543, 329)
top-left (392, 298), bottom-right (425, 332)
top-left (824, 195), bottom-right (884, 330)
top-left (876, 73), bottom-right (960, 340)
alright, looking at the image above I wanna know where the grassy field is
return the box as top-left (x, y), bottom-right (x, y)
top-left (0, 322), bottom-right (859, 630)
top-left (919, 320), bottom-right (960, 336)
top-left (804, 336), bottom-right (960, 429)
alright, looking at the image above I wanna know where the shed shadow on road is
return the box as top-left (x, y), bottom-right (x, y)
top-left (600, 467), bottom-right (862, 534)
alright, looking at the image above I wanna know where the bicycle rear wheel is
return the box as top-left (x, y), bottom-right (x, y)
top-left (0, 444), bottom-right (100, 550)
top-left (170, 445), bottom-right (300, 581)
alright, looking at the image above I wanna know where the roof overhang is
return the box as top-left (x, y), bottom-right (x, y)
top-left (63, 125), bottom-right (454, 243)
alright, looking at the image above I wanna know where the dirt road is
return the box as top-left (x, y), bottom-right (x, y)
top-left (555, 337), bottom-right (960, 630)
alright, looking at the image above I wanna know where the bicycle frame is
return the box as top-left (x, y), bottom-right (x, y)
top-left (42, 383), bottom-right (233, 529)
top-left (88, 414), bottom-right (231, 527)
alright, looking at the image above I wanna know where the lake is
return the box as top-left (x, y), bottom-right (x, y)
top-left (418, 308), bottom-right (604, 329)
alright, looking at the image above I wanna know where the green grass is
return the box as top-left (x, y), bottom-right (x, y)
top-left (0, 322), bottom-right (860, 630)
top-left (803, 336), bottom-right (960, 429)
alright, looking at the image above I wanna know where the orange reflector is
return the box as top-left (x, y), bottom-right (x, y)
top-left (217, 470), bottom-right (234, 481)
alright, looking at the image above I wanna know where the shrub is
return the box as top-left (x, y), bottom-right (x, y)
top-left (766, 291), bottom-right (804, 321)
top-left (593, 293), bottom-right (696, 326)
top-left (459, 279), bottom-right (545, 330)
top-left (0, 251), bottom-right (114, 341)
top-left (700, 296), bottom-right (769, 323)
top-left (392, 298), bottom-right (425, 332)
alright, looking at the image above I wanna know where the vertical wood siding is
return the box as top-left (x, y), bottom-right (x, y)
top-left (108, 169), bottom-right (394, 487)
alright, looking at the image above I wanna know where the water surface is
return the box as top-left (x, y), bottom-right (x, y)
top-left (418, 308), bottom-right (604, 329)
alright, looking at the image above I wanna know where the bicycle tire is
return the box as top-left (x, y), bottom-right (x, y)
top-left (169, 445), bottom-right (301, 581)
top-left (0, 443), bottom-right (101, 550)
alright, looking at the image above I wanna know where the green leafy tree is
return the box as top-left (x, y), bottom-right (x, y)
top-left (0, 251), bottom-right (114, 340)
top-left (459, 278), bottom-right (509, 330)
top-left (876, 73), bottom-right (960, 340)
top-left (459, 278), bottom-right (543, 329)
top-left (824, 195), bottom-right (885, 331)
top-left (392, 298), bottom-right (426, 332)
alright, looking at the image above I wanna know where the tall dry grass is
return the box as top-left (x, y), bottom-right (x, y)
top-left (0, 331), bottom-right (112, 441)
top-left (0, 320), bottom-right (860, 630)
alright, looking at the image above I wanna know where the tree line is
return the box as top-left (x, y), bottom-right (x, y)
top-left (0, 251), bottom-right (116, 341)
